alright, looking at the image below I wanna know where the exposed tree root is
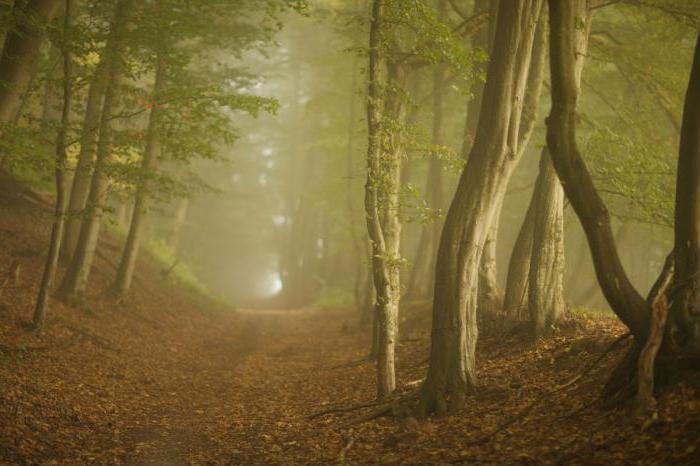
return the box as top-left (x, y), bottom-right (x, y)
top-left (310, 391), bottom-right (420, 426)
top-left (467, 332), bottom-right (631, 445)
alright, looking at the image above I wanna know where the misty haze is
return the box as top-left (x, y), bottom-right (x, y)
top-left (0, 0), bottom-right (699, 464)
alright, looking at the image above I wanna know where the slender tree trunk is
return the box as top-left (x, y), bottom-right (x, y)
top-left (0, 0), bottom-right (61, 127)
top-left (404, 0), bottom-right (446, 302)
top-left (528, 147), bottom-right (566, 337)
top-left (62, 61), bottom-right (107, 261)
top-left (418, 0), bottom-right (544, 416)
top-left (546, 0), bottom-right (649, 339)
top-left (112, 56), bottom-right (165, 297)
top-left (33, 0), bottom-right (72, 327)
top-left (344, 15), bottom-right (365, 315)
top-left (168, 197), bottom-right (189, 254)
top-left (671, 31), bottom-right (700, 351)
top-left (365, 0), bottom-right (404, 399)
top-left (58, 0), bottom-right (134, 304)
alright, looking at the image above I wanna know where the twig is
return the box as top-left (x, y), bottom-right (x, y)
top-left (467, 332), bottom-right (631, 445)
top-left (337, 431), bottom-right (354, 464)
top-left (308, 399), bottom-right (389, 420)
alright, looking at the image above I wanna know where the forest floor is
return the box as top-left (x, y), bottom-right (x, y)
top-left (1, 172), bottom-right (700, 465)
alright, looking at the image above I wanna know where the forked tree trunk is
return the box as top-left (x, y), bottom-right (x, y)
top-left (418, 0), bottom-right (544, 416)
top-left (528, 147), bottom-right (566, 337)
top-left (0, 0), bottom-right (61, 127)
top-left (112, 56), bottom-right (165, 297)
top-left (546, 0), bottom-right (649, 340)
top-left (58, 0), bottom-right (134, 304)
top-left (476, 2), bottom-right (546, 316)
top-left (671, 31), bottom-right (700, 351)
top-left (33, 0), bottom-right (73, 327)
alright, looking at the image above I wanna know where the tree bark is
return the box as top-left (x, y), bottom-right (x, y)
top-left (112, 55), bottom-right (165, 297)
top-left (365, 0), bottom-right (405, 400)
top-left (32, 0), bottom-right (73, 327)
top-left (528, 147), bottom-right (566, 337)
top-left (671, 31), bottom-right (700, 351)
top-left (0, 0), bottom-right (61, 127)
top-left (418, 0), bottom-right (544, 415)
top-left (58, 0), bottom-right (134, 304)
top-left (404, 0), bottom-right (446, 302)
top-left (546, 0), bottom-right (649, 339)
top-left (62, 61), bottom-right (107, 261)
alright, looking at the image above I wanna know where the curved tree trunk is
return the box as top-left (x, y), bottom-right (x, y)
top-left (546, 0), bottom-right (649, 339)
top-left (0, 0), bottom-right (61, 127)
top-left (112, 56), bottom-right (165, 297)
top-left (671, 30), bottom-right (700, 351)
top-left (418, 0), bottom-right (544, 415)
top-left (58, 0), bottom-right (134, 304)
top-left (62, 62), bottom-right (107, 261)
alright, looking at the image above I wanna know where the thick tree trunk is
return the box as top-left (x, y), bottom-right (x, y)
top-left (58, 0), bottom-right (133, 304)
top-left (528, 147), bottom-right (566, 337)
top-left (62, 62), bottom-right (107, 261)
top-left (112, 57), bottom-right (165, 297)
top-left (476, 3), bottom-right (545, 316)
top-left (32, 0), bottom-right (73, 327)
top-left (546, 0), bottom-right (649, 338)
top-left (0, 0), bottom-right (61, 126)
top-left (418, 0), bottom-right (544, 415)
top-left (671, 31), bottom-right (700, 351)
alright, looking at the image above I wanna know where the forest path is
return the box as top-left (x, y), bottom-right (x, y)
top-left (118, 308), bottom-right (367, 465)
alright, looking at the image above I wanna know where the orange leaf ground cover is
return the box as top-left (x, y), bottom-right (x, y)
top-left (1, 174), bottom-right (699, 465)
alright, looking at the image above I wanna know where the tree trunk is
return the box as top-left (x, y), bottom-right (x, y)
top-left (0, 0), bottom-right (61, 127)
top-left (503, 184), bottom-right (537, 317)
top-left (418, 0), bottom-right (544, 416)
top-left (62, 61), bottom-right (107, 261)
top-left (168, 197), bottom-right (189, 254)
top-left (32, 0), bottom-right (73, 327)
top-left (365, 0), bottom-right (404, 399)
top-left (404, 0), bottom-right (446, 302)
top-left (528, 147), bottom-right (566, 337)
top-left (546, 0), bottom-right (649, 339)
top-left (58, 0), bottom-right (134, 304)
top-left (112, 56), bottom-right (165, 297)
top-left (671, 30), bottom-right (700, 351)
top-left (344, 15), bottom-right (364, 315)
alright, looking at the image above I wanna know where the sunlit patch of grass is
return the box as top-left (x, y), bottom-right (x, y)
top-left (101, 218), bottom-right (214, 301)
top-left (143, 237), bottom-right (212, 297)
top-left (570, 305), bottom-right (615, 318)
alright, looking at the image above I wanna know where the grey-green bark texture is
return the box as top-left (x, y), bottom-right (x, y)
top-left (418, 0), bottom-right (544, 416)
